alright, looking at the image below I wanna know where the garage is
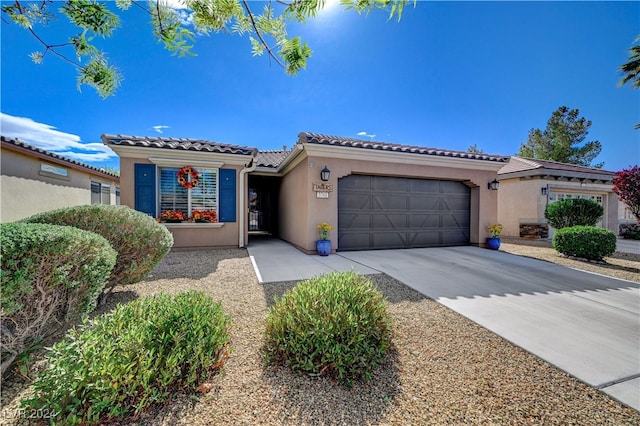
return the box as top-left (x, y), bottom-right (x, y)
top-left (338, 175), bottom-right (471, 250)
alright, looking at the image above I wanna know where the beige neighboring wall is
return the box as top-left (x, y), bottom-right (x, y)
top-left (278, 146), bottom-right (502, 253)
top-left (1, 146), bottom-right (119, 222)
top-left (497, 178), bottom-right (542, 237)
top-left (498, 177), bottom-right (618, 237)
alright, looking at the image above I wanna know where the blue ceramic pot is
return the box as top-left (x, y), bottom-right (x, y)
top-left (316, 239), bottom-right (331, 256)
top-left (487, 237), bottom-right (501, 250)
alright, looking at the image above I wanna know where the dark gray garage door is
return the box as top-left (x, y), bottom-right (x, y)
top-left (338, 175), bottom-right (470, 250)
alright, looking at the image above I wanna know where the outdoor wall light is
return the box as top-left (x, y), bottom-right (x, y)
top-left (541, 187), bottom-right (548, 195)
top-left (320, 166), bottom-right (331, 182)
top-left (488, 179), bottom-right (499, 191)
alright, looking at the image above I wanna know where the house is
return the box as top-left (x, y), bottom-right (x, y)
top-left (102, 132), bottom-right (509, 252)
top-left (1, 136), bottom-right (120, 223)
top-left (497, 156), bottom-right (619, 239)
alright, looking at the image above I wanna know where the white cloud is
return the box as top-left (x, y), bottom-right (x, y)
top-left (160, 0), bottom-right (188, 9)
top-left (152, 125), bottom-right (170, 134)
top-left (159, 0), bottom-right (194, 26)
top-left (0, 112), bottom-right (116, 162)
top-left (357, 131), bottom-right (376, 139)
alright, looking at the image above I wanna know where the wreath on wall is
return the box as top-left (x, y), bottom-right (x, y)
top-left (177, 166), bottom-right (199, 189)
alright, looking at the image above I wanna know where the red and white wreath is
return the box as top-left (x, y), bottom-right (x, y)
top-left (177, 166), bottom-right (199, 189)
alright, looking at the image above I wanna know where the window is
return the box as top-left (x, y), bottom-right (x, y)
top-left (40, 163), bottom-right (68, 178)
top-left (116, 187), bottom-right (121, 205)
top-left (159, 167), bottom-right (217, 217)
top-left (91, 182), bottom-right (112, 205)
top-left (551, 192), bottom-right (603, 205)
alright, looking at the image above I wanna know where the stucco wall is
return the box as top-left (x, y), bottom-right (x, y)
top-left (498, 177), bottom-right (619, 237)
top-left (163, 223), bottom-right (237, 248)
top-left (118, 157), bottom-right (242, 248)
top-left (1, 149), bottom-right (118, 222)
top-left (280, 153), bottom-right (500, 253)
top-left (278, 158), bottom-right (310, 250)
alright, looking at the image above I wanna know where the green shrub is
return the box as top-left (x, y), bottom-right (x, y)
top-left (264, 271), bottom-right (393, 386)
top-left (22, 205), bottom-right (173, 300)
top-left (22, 291), bottom-right (231, 425)
top-left (1, 223), bottom-right (116, 376)
top-left (552, 226), bottom-right (617, 261)
top-left (544, 198), bottom-right (604, 229)
top-left (623, 230), bottom-right (640, 240)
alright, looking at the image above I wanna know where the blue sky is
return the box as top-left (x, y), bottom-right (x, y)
top-left (1, 1), bottom-right (638, 172)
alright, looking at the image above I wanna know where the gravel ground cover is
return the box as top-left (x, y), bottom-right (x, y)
top-left (2, 242), bottom-right (639, 425)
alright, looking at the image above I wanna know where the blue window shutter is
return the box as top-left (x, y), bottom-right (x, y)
top-left (135, 164), bottom-right (156, 217)
top-left (219, 168), bottom-right (236, 222)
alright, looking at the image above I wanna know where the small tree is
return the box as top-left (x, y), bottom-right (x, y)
top-left (613, 165), bottom-right (640, 221)
top-left (517, 106), bottom-right (603, 168)
top-left (467, 144), bottom-right (484, 154)
top-left (544, 198), bottom-right (604, 229)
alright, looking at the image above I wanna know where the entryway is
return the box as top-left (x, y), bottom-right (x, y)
top-left (248, 175), bottom-right (280, 237)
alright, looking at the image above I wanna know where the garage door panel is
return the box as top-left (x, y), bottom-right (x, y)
top-left (373, 232), bottom-right (407, 248)
top-left (372, 213), bottom-right (406, 229)
top-left (410, 231), bottom-right (443, 246)
top-left (440, 180), bottom-right (469, 193)
top-left (338, 213), bottom-right (370, 229)
top-left (442, 196), bottom-right (470, 211)
top-left (372, 176), bottom-right (407, 192)
top-left (339, 232), bottom-right (370, 250)
top-left (340, 193), bottom-right (371, 210)
top-left (373, 195), bottom-right (407, 210)
top-left (443, 214), bottom-right (470, 228)
top-left (408, 179), bottom-right (440, 194)
top-left (338, 175), bottom-right (470, 250)
top-left (442, 230), bottom-right (470, 245)
top-left (409, 214), bottom-right (440, 228)
top-left (408, 196), bottom-right (440, 210)
top-left (339, 174), bottom-right (371, 190)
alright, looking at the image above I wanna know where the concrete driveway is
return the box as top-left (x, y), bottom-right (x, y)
top-left (248, 238), bottom-right (640, 411)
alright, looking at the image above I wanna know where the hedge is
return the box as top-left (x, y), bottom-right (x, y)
top-left (1, 222), bottom-right (116, 375)
top-left (22, 205), bottom-right (173, 301)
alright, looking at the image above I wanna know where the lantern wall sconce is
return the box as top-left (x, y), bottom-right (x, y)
top-left (320, 166), bottom-right (331, 182)
top-left (487, 179), bottom-right (499, 191)
top-left (541, 187), bottom-right (548, 195)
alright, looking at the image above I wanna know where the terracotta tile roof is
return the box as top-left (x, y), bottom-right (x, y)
top-left (1, 135), bottom-right (119, 179)
top-left (298, 132), bottom-right (510, 163)
top-left (101, 134), bottom-right (257, 156)
top-left (499, 156), bottom-right (615, 176)
top-left (256, 150), bottom-right (288, 168)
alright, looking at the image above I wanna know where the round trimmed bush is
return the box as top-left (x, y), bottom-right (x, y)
top-left (264, 271), bottom-right (393, 386)
top-left (1, 223), bottom-right (116, 375)
top-left (22, 205), bottom-right (173, 297)
top-left (552, 226), bottom-right (617, 261)
top-left (544, 198), bottom-right (604, 229)
top-left (22, 291), bottom-right (231, 425)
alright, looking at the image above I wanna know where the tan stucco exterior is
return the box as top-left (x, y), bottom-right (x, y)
top-left (107, 135), bottom-right (505, 251)
top-left (497, 177), bottom-right (619, 237)
top-left (277, 143), bottom-right (503, 253)
top-left (1, 143), bottom-right (119, 222)
top-left (116, 152), bottom-right (249, 249)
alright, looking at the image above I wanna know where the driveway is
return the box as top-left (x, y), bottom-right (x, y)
top-left (248, 239), bottom-right (640, 411)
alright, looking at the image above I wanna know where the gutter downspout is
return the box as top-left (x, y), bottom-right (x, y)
top-left (239, 153), bottom-right (258, 248)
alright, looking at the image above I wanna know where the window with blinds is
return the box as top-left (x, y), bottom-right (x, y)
top-left (159, 167), bottom-right (217, 217)
top-left (91, 182), bottom-right (111, 205)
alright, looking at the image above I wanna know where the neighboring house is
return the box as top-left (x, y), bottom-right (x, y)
top-left (1, 136), bottom-right (120, 222)
top-left (497, 156), bottom-right (619, 239)
top-left (103, 132), bottom-right (509, 252)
